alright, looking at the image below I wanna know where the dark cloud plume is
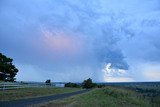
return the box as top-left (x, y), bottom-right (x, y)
top-left (3, 0), bottom-right (160, 81)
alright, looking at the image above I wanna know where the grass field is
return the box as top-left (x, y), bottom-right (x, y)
top-left (33, 86), bottom-right (160, 107)
top-left (0, 87), bottom-right (81, 101)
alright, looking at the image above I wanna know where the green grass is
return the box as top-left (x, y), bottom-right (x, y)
top-left (0, 87), bottom-right (81, 101)
top-left (34, 86), bottom-right (151, 107)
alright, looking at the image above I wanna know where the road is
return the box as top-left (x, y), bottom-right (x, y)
top-left (0, 89), bottom-right (90, 107)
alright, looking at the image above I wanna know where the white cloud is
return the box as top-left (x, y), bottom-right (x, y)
top-left (102, 63), bottom-right (134, 82)
top-left (128, 62), bottom-right (160, 81)
top-left (142, 63), bottom-right (160, 81)
top-left (143, 71), bottom-right (160, 80)
top-left (104, 77), bottom-right (134, 82)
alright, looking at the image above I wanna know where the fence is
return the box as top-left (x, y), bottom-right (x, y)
top-left (0, 82), bottom-right (55, 90)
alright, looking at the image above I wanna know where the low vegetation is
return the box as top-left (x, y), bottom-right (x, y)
top-left (33, 86), bottom-right (160, 107)
top-left (0, 87), bottom-right (81, 101)
top-left (65, 82), bottom-right (81, 88)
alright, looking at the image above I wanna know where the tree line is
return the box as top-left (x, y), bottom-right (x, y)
top-left (65, 78), bottom-right (105, 89)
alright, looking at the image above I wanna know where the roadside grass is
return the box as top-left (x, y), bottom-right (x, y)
top-left (33, 86), bottom-right (151, 107)
top-left (0, 87), bottom-right (81, 101)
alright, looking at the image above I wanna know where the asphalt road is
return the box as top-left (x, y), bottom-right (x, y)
top-left (0, 89), bottom-right (90, 107)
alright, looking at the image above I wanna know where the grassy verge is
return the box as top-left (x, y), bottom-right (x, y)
top-left (33, 86), bottom-right (151, 107)
top-left (0, 87), bottom-right (81, 101)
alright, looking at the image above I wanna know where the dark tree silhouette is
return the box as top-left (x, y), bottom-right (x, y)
top-left (0, 53), bottom-right (18, 81)
top-left (45, 79), bottom-right (51, 85)
top-left (82, 78), bottom-right (94, 89)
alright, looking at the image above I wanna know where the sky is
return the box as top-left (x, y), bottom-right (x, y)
top-left (0, 0), bottom-right (160, 82)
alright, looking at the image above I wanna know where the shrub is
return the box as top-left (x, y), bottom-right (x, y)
top-left (65, 82), bottom-right (80, 88)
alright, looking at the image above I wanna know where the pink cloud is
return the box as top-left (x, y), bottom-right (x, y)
top-left (40, 27), bottom-right (84, 56)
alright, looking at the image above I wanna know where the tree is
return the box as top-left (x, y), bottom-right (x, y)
top-left (0, 53), bottom-right (18, 81)
top-left (45, 79), bottom-right (51, 85)
top-left (82, 78), bottom-right (94, 89)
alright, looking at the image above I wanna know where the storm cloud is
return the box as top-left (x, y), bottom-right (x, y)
top-left (0, 0), bottom-right (160, 82)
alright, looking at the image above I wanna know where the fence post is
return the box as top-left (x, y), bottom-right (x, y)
top-left (3, 83), bottom-right (5, 91)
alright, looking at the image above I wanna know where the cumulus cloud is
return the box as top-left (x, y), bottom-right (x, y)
top-left (102, 63), bottom-right (134, 82)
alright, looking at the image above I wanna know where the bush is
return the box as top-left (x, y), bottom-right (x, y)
top-left (65, 82), bottom-right (80, 88)
top-left (97, 84), bottom-right (105, 88)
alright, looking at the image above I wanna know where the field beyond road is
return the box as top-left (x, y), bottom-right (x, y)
top-left (0, 87), bottom-right (81, 101)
